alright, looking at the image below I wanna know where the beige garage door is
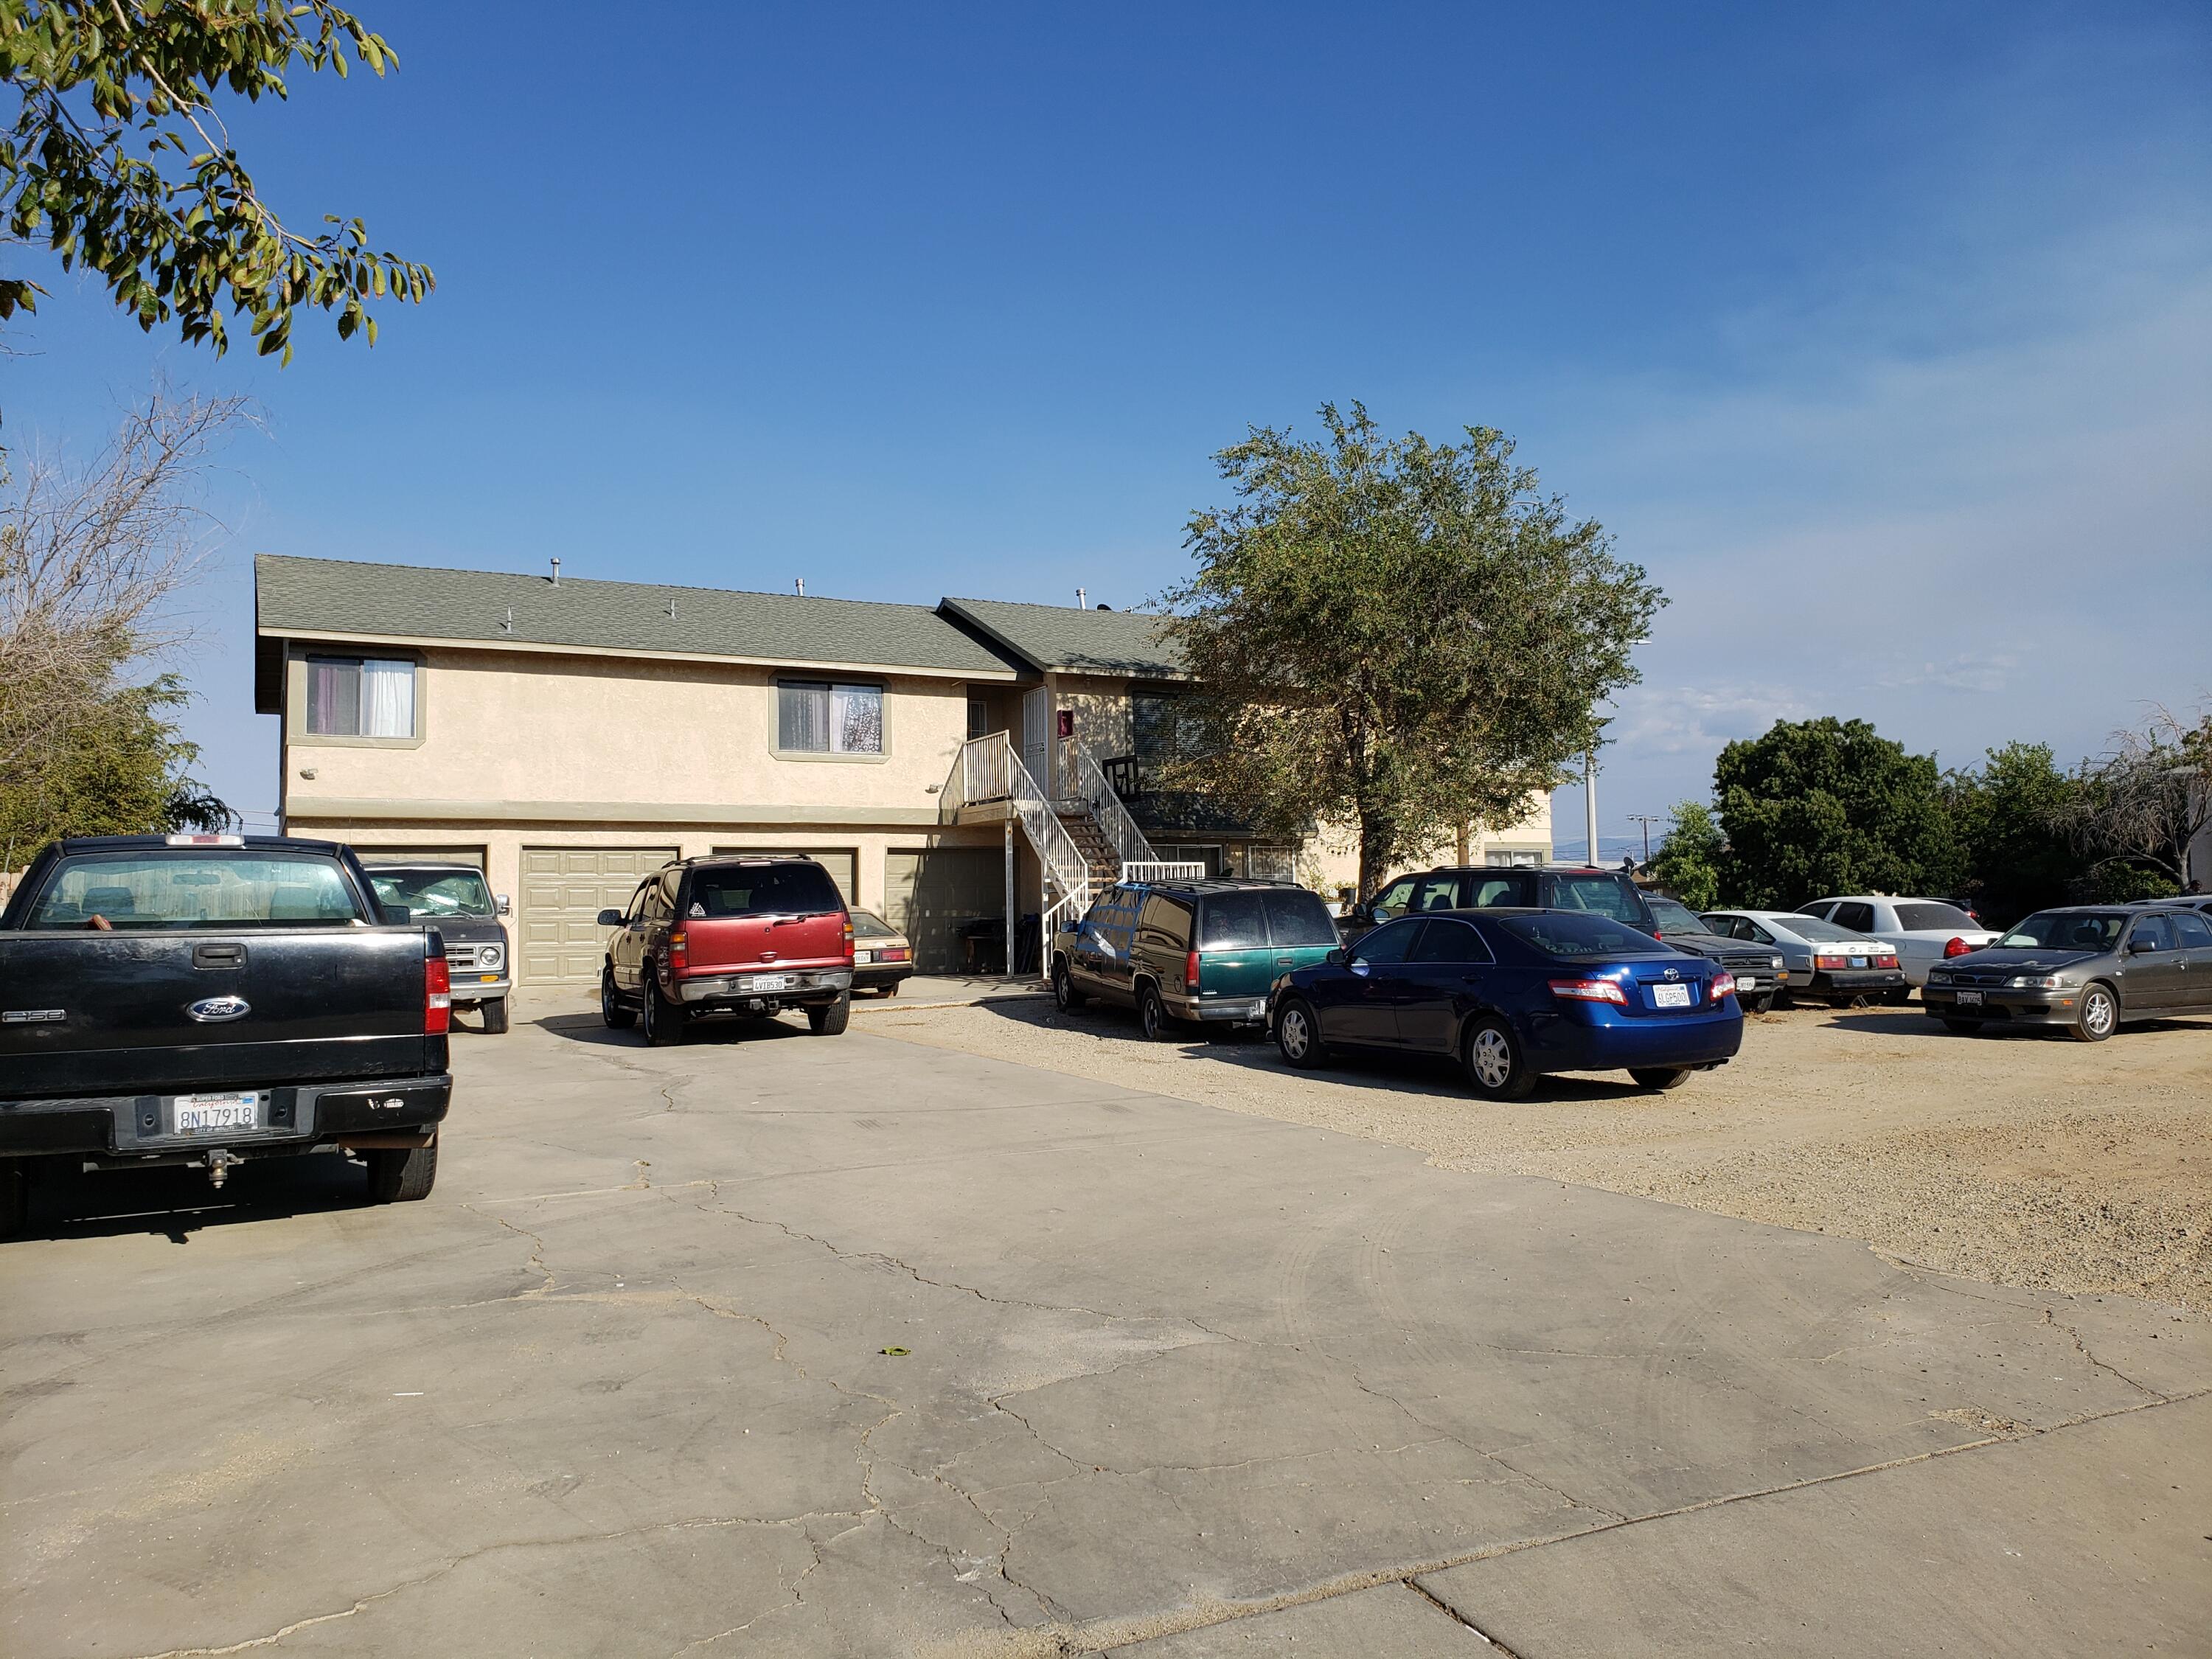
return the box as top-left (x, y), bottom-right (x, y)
top-left (352, 845), bottom-right (486, 869)
top-left (520, 845), bottom-right (679, 985)
top-left (711, 847), bottom-right (856, 905)
top-left (885, 847), bottom-right (1001, 974)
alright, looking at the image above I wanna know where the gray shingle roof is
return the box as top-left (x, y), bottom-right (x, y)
top-left (937, 597), bottom-right (1186, 678)
top-left (255, 555), bottom-right (1016, 678)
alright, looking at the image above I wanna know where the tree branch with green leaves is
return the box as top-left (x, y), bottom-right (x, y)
top-left (1158, 404), bottom-right (1663, 897)
top-left (0, 0), bottom-right (432, 376)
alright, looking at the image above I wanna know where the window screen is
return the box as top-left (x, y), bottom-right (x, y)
top-left (778, 681), bottom-right (884, 754)
top-left (305, 656), bottom-right (415, 737)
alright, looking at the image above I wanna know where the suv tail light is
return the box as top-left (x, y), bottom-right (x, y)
top-left (425, 954), bottom-right (451, 1034)
top-left (1186, 947), bottom-right (1201, 993)
top-left (1549, 978), bottom-right (1627, 1004)
top-left (669, 928), bottom-right (687, 972)
top-left (1944, 936), bottom-right (1972, 958)
top-left (1709, 971), bottom-right (1735, 1003)
top-left (845, 916), bottom-right (855, 964)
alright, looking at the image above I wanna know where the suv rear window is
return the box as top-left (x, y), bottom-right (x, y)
top-left (686, 863), bottom-right (844, 918)
top-left (1540, 872), bottom-right (1649, 925)
top-left (1197, 888), bottom-right (1338, 948)
top-left (24, 852), bottom-right (366, 930)
top-left (1262, 889), bottom-right (1338, 947)
top-left (1894, 902), bottom-right (1975, 931)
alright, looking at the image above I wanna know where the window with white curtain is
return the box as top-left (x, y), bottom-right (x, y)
top-left (305, 656), bottom-right (417, 738)
top-left (777, 681), bottom-right (883, 754)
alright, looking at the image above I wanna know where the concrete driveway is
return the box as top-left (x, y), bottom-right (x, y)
top-left (4, 1009), bottom-right (2207, 1658)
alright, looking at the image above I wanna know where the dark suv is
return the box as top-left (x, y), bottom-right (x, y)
top-left (1051, 879), bottom-right (1343, 1040)
top-left (597, 855), bottom-right (853, 1046)
top-left (1340, 864), bottom-right (1658, 942)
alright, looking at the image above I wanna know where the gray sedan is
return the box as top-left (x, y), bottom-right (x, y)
top-left (1923, 905), bottom-right (2212, 1040)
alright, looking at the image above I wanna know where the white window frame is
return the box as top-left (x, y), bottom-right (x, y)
top-left (775, 678), bottom-right (889, 760)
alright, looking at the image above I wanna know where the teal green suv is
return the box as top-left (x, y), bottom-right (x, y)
top-left (1051, 879), bottom-right (1343, 1040)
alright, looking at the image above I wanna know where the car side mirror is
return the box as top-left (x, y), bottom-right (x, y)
top-left (496, 893), bottom-right (511, 916)
top-left (2128, 937), bottom-right (2159, 955)
top-left (1326, 947), bottom-right (1346, 966)
top-left (596, 908), bottom-right (625, 928)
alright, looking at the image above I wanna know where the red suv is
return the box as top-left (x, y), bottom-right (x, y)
top-left (597, 856), bottom-right (855, 1045)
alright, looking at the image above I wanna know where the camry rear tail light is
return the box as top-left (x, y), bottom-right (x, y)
top-left (1709, 972), bottom-right (1735, 1003)
top-left (1944, 936), bottom-right (1973, 958)
top-left (1550, 978), bottom-right (1627, 1004)
top-left (425, 954), bottom-right (451, 1034)
top-left (1186, 948), bottom-right (1202, 992)
top-left (668, 928), bottom-right (687, 971)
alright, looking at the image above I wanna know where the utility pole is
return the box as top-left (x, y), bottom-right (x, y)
top-left (1629, 814), bottom-right (1663, 868)
top-left (1582, 750), bottom-right (1599, 866)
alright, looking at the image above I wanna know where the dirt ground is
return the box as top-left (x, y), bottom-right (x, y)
top-left (869, 994), bottom-right (2212, 1315)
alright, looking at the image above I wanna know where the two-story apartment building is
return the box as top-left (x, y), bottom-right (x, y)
top-left (255, 556), bottom-right (1551, 981)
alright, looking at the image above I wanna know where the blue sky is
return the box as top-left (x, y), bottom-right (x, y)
top-left (9, 1), bottom-right (2208, 856)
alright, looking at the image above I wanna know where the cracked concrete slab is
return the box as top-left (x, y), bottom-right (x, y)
top-left (1418, 1392), bottom-right (2212, 1656)
top-left (4, 1009), bottom-right (2206, 1657)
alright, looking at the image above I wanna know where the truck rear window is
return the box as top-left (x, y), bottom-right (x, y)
top-left (687, 863), bottom-right (844, 917)
top-left (23, 853), bottom-right (367, 930)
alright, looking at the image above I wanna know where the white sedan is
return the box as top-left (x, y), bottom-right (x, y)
top-left (1798, 897), bottom-right (1999, 990)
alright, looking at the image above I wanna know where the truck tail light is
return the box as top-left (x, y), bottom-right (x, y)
top-left (1549, 978), bottom-right (1627, 1004)
top-left (425, 955), bottom-right (451, 1034)
top-left (1944, 936), bottom-right (1972, 958)
top-left (1709, 972), bottom-right (1735, 1003)
top-left (1186, 948), bottom-right (1201, 992)
top-left (669, 928), bottom-right (687, 971)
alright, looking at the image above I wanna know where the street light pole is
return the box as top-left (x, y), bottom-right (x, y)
top-left (1583, 750), bottom-right (1598, 866)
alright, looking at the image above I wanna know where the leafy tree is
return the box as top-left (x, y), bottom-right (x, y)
top-left (1, 0), bottom-right (432, 380)
top-left (1647, 799), bottom-right (1724, 911)
top-left (0, 671), bottom-right (229, 866)
top-left (1941, 742), bottom-right (2085, 926)
top-left (1715, 717), bottom-right (1959, 908)
top-left (2065, 706), bottom-right (2212, 892)
top-left (1160, 404), bottom-right (1663, 897)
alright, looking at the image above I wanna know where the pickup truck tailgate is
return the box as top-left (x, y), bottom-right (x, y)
top-left (0, 929), bottom-right (434, 1097)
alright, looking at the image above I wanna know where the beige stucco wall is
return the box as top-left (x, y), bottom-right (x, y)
top-left (281, 645), bottom-right (987, 818)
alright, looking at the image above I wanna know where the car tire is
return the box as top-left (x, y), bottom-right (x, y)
top-left (2069, 982), bottom-right (2118, 1043)
top-left (1053, 959), bottom-right (1088, 1011)
top-left (1461, 1018), bottom-right (1534, 1101)
top-left (365, 1141), bottom-right (438, 1204)
top-left (881, 982), bottom-right (901, 998)
top-left (807, 992), bottom-right (851, 1036)
top-left (479, 996), bottom-right (511, 1035)
top-left (0, 1159), bottom-right (29, 1240)
top-left (1940, 1017), bottom-right (1984, 1034)
top-left (1629, 1067), bottom-right (1692, 1091)
top-left (1745, 994), bottom-right (1775, 1015)
top-left (1883, 987), bottom-right (1913, 1006)
top-left (1274, 997), bottom-right (1329, 1068)
top-left (1138, 982), bottom-right (1175, 1042)
top-left (642, 971), bottom-right (686, 1046)
top-left (601, 966), bottom-right (636, 1029)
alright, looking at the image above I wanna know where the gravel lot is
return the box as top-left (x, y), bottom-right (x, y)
top-left (870, 995), bottom-right (2212, 1314)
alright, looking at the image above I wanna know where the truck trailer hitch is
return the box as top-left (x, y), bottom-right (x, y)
top-left (204, 1148), bottom-right (244, 1189)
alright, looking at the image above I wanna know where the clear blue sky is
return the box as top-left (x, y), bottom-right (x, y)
top-left (10, 1), bottom-right (2208, 856)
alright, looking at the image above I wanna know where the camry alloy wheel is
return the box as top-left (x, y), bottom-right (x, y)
top-left (1471, 1027), bottom-right (1513, 1089)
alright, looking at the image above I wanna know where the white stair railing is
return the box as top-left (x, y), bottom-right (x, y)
top-left (940, 735), bottom-right (1095, 976)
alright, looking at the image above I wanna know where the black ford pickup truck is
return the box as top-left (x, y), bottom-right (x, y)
top-left (0, 834), bottom-right (453, 1238)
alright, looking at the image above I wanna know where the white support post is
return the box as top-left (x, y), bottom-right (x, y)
top-left (1004, 818), bottom-right (1016, 980)
top-left (1584, 750), bottom-right (1599, 866)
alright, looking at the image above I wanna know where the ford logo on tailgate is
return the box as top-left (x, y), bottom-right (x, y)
top-left (186, 995), bottom-right (251, 1023)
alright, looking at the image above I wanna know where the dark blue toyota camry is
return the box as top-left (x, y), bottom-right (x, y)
top-left (1269, 908), bottom-right (1742, 1099)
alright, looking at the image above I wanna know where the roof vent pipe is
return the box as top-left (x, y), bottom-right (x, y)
top-left (549, 557), bottom-right (560, 587)
top-left (796, 577), bottom-right (806, 597)
top-left (1075, 587), bottom-right (1086, 609)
